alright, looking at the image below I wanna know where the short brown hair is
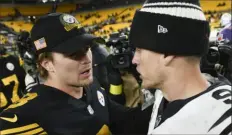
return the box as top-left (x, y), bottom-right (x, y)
top-left (37, 52), bottom-right (53, 79)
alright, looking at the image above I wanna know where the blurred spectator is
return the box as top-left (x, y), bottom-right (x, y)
top-left (220, 13), bottom-right (231, 27)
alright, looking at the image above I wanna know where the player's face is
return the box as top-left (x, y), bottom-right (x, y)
top-left (132, 48), bottom-right (164, 89)
top-left (52, 47), bottom-right (93, 87)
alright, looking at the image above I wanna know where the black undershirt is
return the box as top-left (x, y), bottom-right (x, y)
top-left (80, 89), bottom-right (87, 102)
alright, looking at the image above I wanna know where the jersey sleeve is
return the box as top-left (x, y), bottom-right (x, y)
top-left (207, 108), bottom-right (232, 135)
top-left (208, 85), bottom-right (232, 135)
top-left (0, 92), bottom-right (47, 135)
top-left (0, 111), bottom-right (47, 135)
top-left (0, 108), bottom-right (47, 135)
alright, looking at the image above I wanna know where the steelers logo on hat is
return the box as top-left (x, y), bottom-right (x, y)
top-left (60, 14), bottom-right (82, 31)
top-left (63, 14), bottom-right (76, 24)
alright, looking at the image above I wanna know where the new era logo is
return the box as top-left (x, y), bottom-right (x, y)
top-left (158, 25), bottom-right (168, 33)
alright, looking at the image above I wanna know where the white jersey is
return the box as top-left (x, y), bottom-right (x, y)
top-left (148, 82), bottom-right (232, 135)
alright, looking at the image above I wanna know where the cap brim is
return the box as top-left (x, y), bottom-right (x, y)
top-left (52, 34), bottom-right (105, 54)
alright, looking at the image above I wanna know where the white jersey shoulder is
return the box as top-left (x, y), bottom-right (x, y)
top-left (148, 84), bottom-right (232, 135)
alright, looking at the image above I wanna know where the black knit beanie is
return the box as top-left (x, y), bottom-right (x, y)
top-left (129, 0), bottom-right (210, 56)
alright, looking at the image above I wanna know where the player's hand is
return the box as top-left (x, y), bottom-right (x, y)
top-left (107, 66), bottom-right (122, 85)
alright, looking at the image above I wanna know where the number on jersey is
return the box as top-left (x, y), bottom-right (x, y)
top-left (0, 74), bottom-right (20, 108)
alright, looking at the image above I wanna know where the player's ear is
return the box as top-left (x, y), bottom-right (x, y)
top-left (162, 54), bottom-right (175, 67)
top-left (40, 59), bottom-right (54, 72)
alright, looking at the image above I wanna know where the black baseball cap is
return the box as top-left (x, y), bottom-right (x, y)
top-left (31, 13), bottom-right (104, 55)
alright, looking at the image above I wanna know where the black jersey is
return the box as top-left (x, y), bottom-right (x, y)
top-left (0, 79), bottom-right (144, 135)
top-left (0, 55), bottom-right (26, 112)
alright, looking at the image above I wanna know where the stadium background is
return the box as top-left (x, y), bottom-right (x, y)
top-left (0, 0), bottom-right (231, 52)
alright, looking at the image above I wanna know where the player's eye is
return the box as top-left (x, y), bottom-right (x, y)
top-left (65, 46), bottom-right (90, 60)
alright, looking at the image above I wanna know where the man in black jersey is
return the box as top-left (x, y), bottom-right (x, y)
top-left (0, 46), bottom-right (26, 112)
top-left (0, 13), bottom-right (147, 135)
top-left (130, 0), bottom-right (232, 134)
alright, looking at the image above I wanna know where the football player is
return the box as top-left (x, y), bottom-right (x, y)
top-left (130, 0), bottom-right (231, 134)
top-left (0, 46), bottom-right (26, 112)
top-left (0, 13), bottom-right (147, 135)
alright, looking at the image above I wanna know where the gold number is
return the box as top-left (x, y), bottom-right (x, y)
top-left (2, 74), bottom-right (20, 103)
top-left (0, 92), bottom-right (8, 108)
top-left (0, 74), bottom-right (20, 108)
top-left (7, 93), bottom-right (37, 109)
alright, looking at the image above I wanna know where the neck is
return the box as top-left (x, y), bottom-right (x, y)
top-left (160, 66), bottom-right (210, 102)
top-left (44, 78), bottom-right (83, 99)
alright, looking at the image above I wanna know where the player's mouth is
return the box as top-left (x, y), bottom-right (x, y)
top-left (80, 68), bottom-right (91, 78)
top-left (136, 67), bottom-right (142, 79)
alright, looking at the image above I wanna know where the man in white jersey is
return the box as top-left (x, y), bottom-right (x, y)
top-left (129, 0), bottom-right (232, 134)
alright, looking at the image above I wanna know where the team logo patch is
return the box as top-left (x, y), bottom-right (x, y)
top-left (97, 91), bottom-right (105, 106)
top-left (59, 14), bottom-right (82, 31)
top-left (6, 62), bottom-right (14, 71)
top-left (87, 105), bottom-right (94, 115)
